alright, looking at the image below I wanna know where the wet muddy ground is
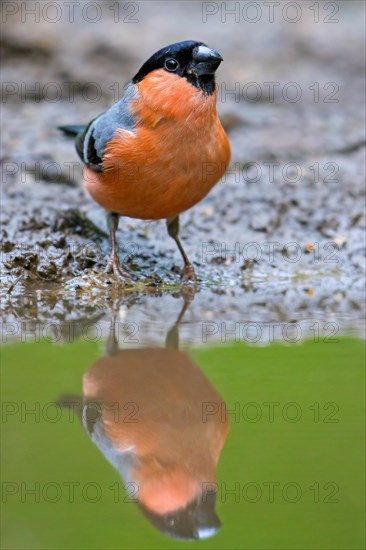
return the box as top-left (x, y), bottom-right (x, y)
top-left (1, 1), bottom-right (365, 337)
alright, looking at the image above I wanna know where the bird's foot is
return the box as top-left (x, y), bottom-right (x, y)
top-left (180, 284), bottom-right (196, 303)
top-left (105, 255), bottom-right (134, 285)
top-left (181, 263), bottom-right (196, 283)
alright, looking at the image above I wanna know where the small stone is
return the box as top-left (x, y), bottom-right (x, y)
top-left (333, 235), bottom-right (347, 248)
top-left (250, 212), bottom-right (271, 232)
top-left (200, 207), bottom-right (214, 217)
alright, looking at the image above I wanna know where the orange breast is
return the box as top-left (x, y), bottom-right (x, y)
top-left (84, 70), bottom-right (231, 220)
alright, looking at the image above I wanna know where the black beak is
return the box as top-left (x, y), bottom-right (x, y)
top-left (192, 45), bottom-right (223, 76)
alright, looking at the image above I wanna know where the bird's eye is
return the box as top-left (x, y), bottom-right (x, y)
top-left (164, 58), bottom-right (180, 72)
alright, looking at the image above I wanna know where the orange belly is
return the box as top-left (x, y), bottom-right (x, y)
top-left (84, 71), bottom-right (231, 220)
top-left (84, 126), bottom-right (230, 219)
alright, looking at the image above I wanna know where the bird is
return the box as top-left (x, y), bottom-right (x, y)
top-left (57, 296), bottom-right (229, 540)
top-left (59, 40), bottom-right (231, 283)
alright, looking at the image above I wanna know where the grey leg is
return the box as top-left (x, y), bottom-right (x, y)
top-left (106, 310), bottom-right (119, 356)
top-left (166, 216), bottom-right (196, 281)
top-left (105, 212), bottom-right (132, 282)
top-left (165, 286), bottom-right (195, 349)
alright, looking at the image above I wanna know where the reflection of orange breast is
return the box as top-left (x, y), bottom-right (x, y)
top-left (84, 70), bottom-right (231, 220)
top-left (83, 348), bottom-right (228, 464)
top-left (83, 348), bottom-right (229, 513)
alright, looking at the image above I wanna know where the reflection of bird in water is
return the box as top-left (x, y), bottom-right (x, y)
top-left (59, 294), bottom-right (229, 541)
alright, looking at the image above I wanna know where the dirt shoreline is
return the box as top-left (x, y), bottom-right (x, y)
top-left (1, 1), bottom-right (365, 328)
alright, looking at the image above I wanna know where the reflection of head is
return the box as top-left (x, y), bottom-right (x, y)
top-left (139, 490), bottom-right (221, 541)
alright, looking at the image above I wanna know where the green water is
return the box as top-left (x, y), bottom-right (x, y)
top-left (1, 338), bottom-right (365, 549)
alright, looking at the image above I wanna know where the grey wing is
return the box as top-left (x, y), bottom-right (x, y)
top-left (82, 401), bottom-right (137, 480)
top-left (75, 82), bottom-right (138, 173)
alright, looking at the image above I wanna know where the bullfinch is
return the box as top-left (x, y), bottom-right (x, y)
top-left (59, 40), bottom-right (231, 283)
top-left (57, 298), bottom-right (229, 540)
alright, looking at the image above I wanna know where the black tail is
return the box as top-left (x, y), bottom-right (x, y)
top-left (58, 125), bottom-right (86, 137)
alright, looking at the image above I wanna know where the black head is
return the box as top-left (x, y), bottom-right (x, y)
top-left (132, 40), bottom-right (223, 95)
